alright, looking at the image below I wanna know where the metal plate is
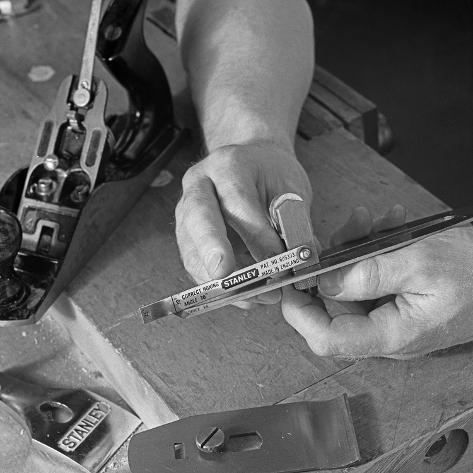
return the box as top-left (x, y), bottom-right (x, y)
top-left (128, 396), bottom-right (360, 473)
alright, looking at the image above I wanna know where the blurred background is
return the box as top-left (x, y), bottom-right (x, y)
top-left (310, 0), bottom-right (473, 207)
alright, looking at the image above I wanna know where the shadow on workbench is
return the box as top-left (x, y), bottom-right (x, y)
top-left (350, 393), bottom-right (383, 462)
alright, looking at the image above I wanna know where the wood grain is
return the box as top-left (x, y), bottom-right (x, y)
top-left (314, 66), bottom-right (379, 149)
top-left (297, 97), bottom-right (344, 139)
top-left (282, 345), bottom-right (473, 470)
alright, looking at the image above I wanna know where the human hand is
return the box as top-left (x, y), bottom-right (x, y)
top-left (1, 400), bottom-right (31, 473)
top-left (280, 206), bottom-right (473, 359)
top-left (175, 140), bottom-right (312, 305)
top-left (0, 400), bottom-right (87, 473)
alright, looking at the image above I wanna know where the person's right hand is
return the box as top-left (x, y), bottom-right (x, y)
top-left (175, 139), bottom-right (312, 305)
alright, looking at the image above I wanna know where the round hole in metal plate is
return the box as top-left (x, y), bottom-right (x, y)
top-left (38, 401), bottom-right (74, 423)
top-left (421, 429), bottom-right (468, 473)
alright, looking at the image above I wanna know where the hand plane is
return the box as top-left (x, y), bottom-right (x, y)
top-left (0, 371), bottom-right (141, 472)
top-left (139, 194), bottom-right (473, 322)
top-left (0, 0), bottom-right (184, 325)
top-left (128, 396), bottom-right (360, 473)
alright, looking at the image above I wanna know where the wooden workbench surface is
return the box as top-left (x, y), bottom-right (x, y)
top-left (3, 2), bottom-right (473, 472)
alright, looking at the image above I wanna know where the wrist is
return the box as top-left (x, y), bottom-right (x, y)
top-left (201, 103), bottom-right (295, 155)
top-left (209, 137), bottom-right (297, 164)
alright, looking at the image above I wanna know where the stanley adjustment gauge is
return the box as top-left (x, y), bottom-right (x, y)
top-left (138, 193), bottom-right (473, 323)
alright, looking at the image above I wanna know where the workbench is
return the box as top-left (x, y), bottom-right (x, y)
top-left (2, 1), bottom-right (473, 472)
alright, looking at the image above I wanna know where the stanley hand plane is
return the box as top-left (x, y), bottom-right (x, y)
top-left (0, 0), bottom-right (184, 325)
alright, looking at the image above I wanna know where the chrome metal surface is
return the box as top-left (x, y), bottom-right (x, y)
top-left (195, 427), bottom-right (225, 453)
top-left (139, 207), bottom-right (473, 322)
top-left (270, 193), bottom-right (320, 291)
top-left (73, 0), bottom-right (102, 108)
top-left (140, 245), bottom-right (309, 322)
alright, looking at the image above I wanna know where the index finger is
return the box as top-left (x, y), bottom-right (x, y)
top-left (176, 171), bottom-right (235, 280)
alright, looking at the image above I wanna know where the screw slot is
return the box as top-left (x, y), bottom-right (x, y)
top-left (196, 427), bottom-right (225, 453)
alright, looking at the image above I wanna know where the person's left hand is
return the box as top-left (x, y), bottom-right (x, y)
top-left (0, 400), bottom-right (88, 473)
top-left (279, 204), bottom-right (473, 359)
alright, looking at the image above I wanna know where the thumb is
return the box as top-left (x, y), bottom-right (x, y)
top-left (176, 174), bottom-right (236, 281)
top-left (0, 401), bottom-right (31, 473)
top-left (318, 252), bottom-right (411, 300)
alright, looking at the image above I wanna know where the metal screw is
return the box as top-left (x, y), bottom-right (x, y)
top-left (43, 154), bottom-right (59, 171)
top-left (38, 178), bottom-right (52, 192)
top-left (72, 88), bottom-right (91, 108)
top-left (34, 177), bottom-right (56, 202)
top-left (298, 247), bottom-right (312, 261)
top-left (37, 178), bottom-right (54, 194)
top-left (70, 184), bottom-right (90, 204)
top-left (196, 427), bottom-right (225, 453)
top-left (104, 24), bottom-right (122, 41)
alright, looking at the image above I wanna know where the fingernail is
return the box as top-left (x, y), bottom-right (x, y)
top-left (392, 204), bottom-right (405, 219)
top-left (353, 206), bottom-right (366, 217)
top-left (205, 252), bottom-right (223, 277)
top-left (353, 206), bottom-right (369, 220)
top-left (318, 271), bottom-right (343, 296)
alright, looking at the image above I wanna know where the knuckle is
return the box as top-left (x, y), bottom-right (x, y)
top-left (404, 247), bottom-right (435, 288)
top-left (176, 188), bottom-right (209, 223)
top-left (206, 149), bottom-right (235, 174)
top-left (209, 149), bottom-right (253, 182)
top-left (219, 192), bottom-right (263, 231)
top-left (181, 164), bottom-right (201, 188)
top-left (178, 170), bottom-right (207, 219)
top-left (218, 180), bottom-right (247, 203)
top-left (211, 144), bottom-right (241, 163)
top-left (356, 258), bottom-right (382, 293)
top-left (382, 326), bottom-right (411, 356)
top-left (374, 319), bottom-right (399, 354)
top-left (367, 258), bottom-right (382, 289)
